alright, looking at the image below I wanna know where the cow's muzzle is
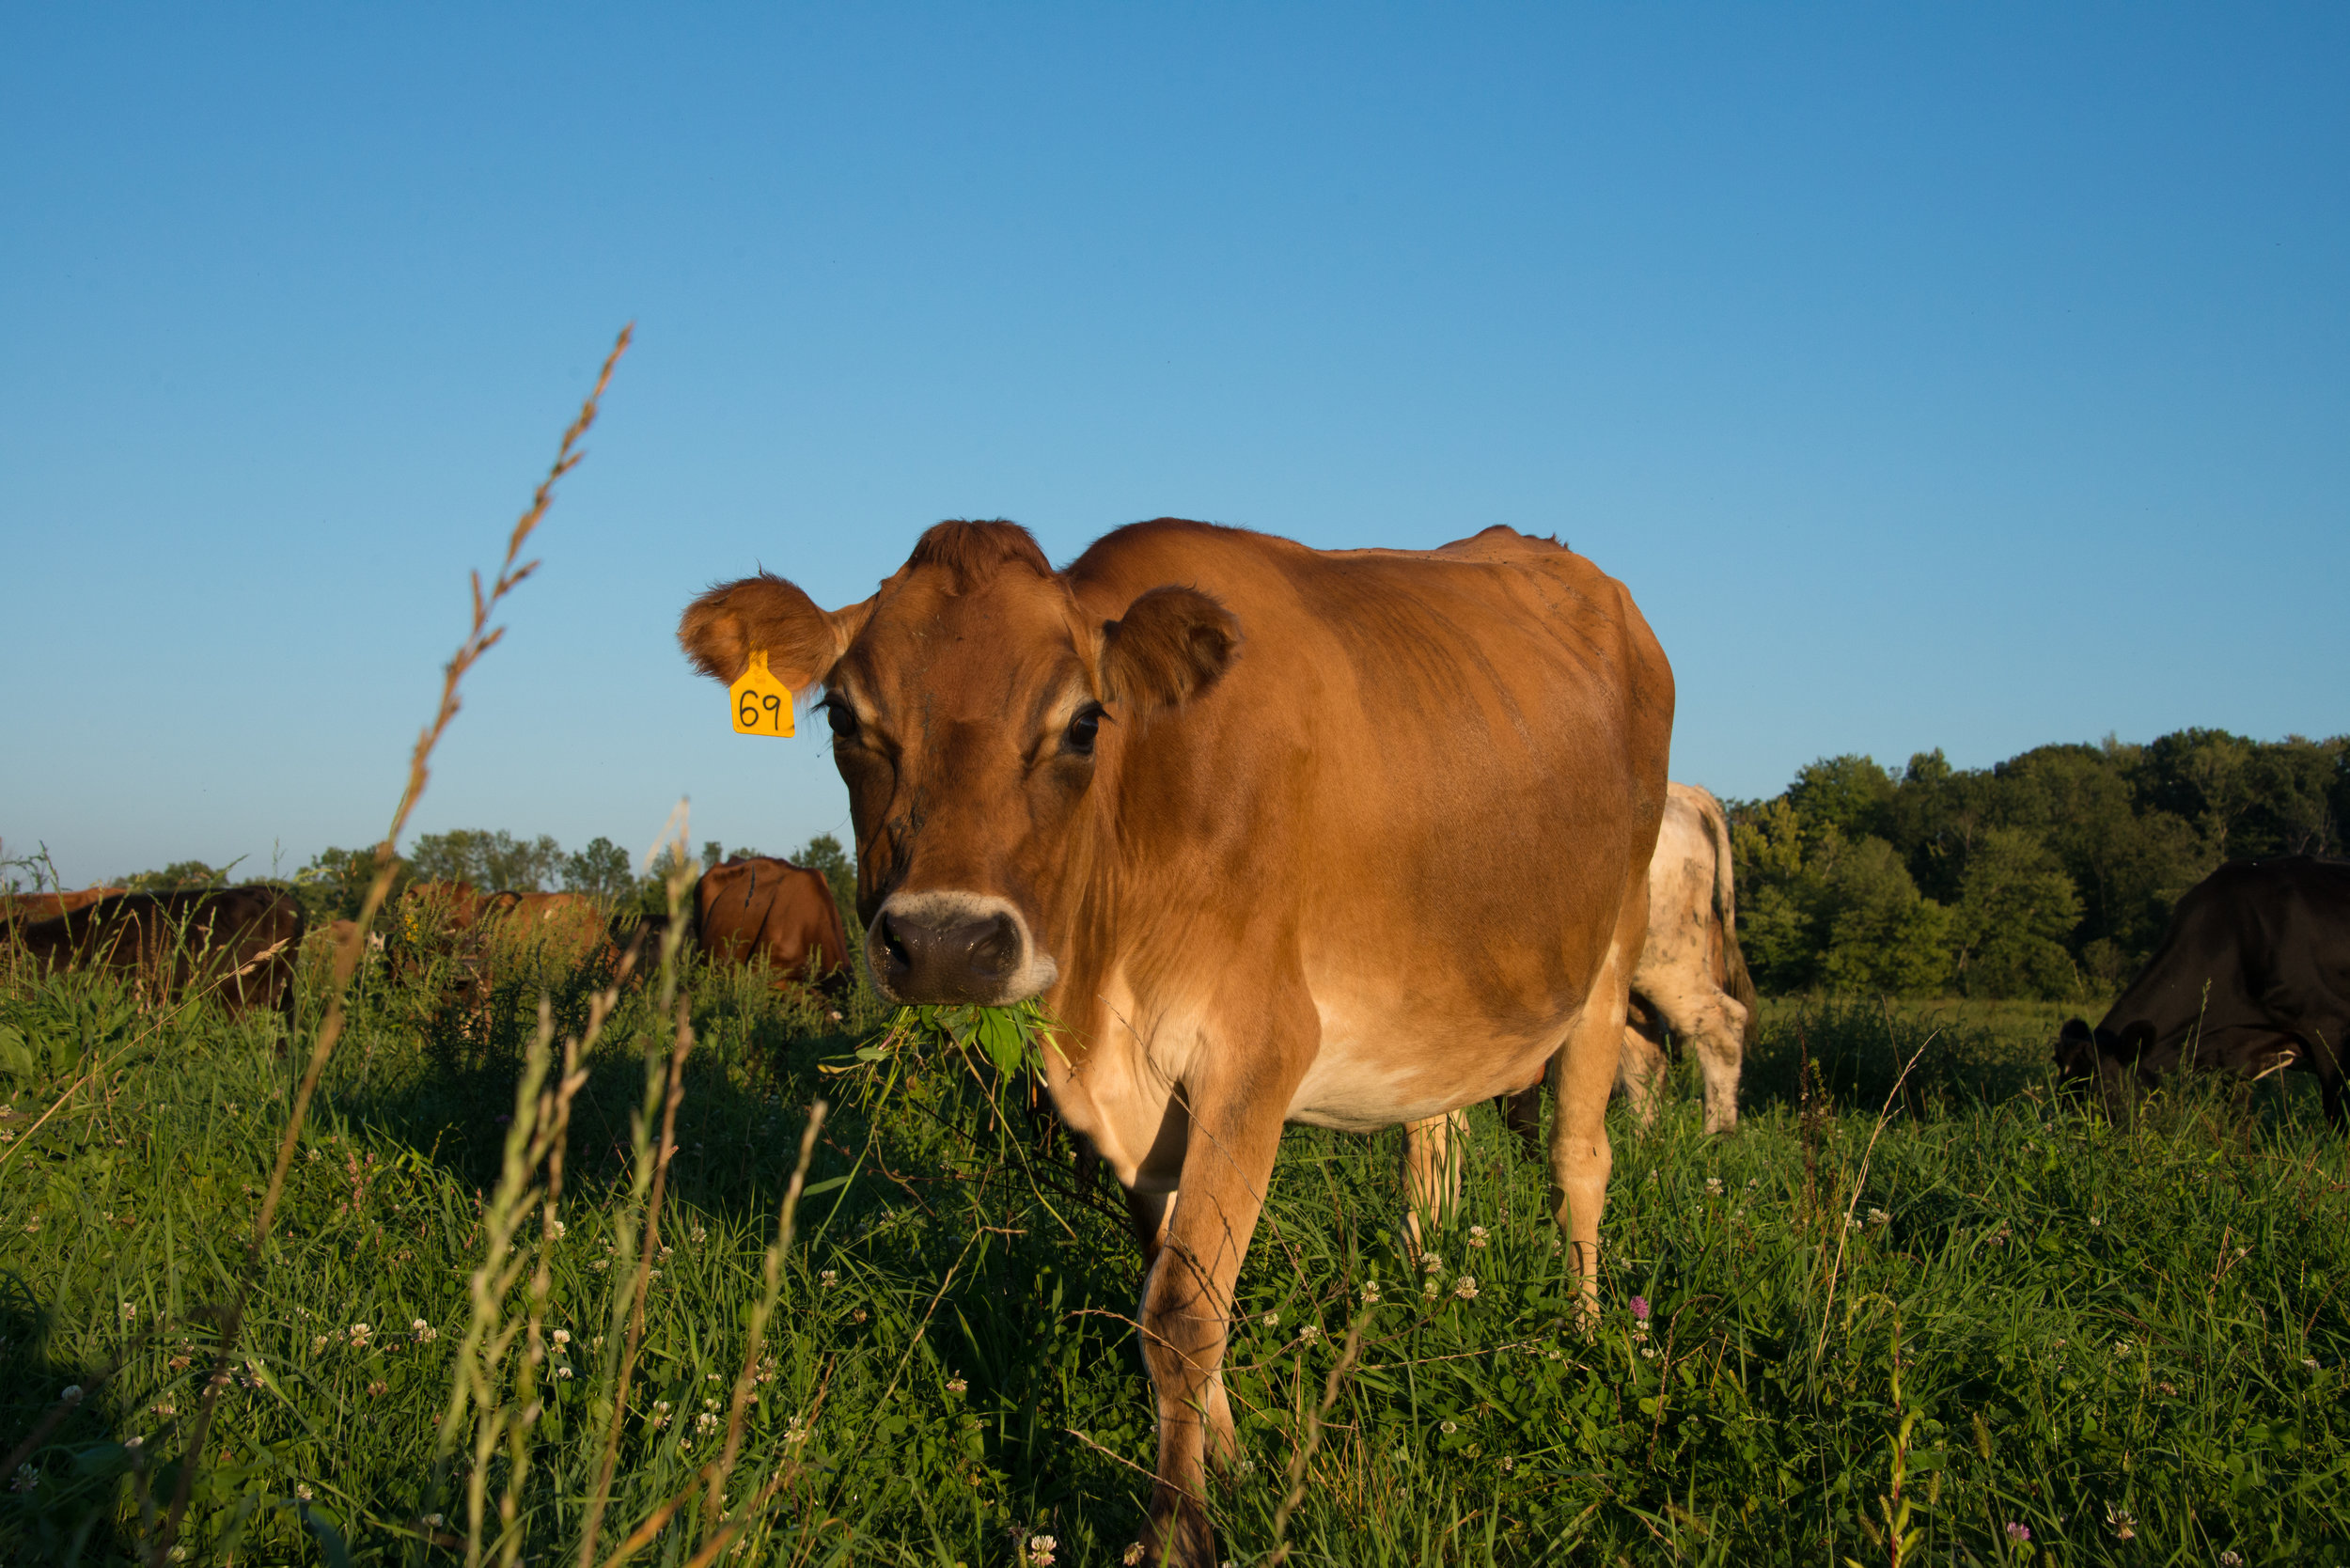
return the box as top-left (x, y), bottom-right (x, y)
top-left (867, 891), bottom-right (1058, 1007)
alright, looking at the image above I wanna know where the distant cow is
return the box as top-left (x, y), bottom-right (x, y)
top-left (1, 886), bottom-right (127, 924)
top-left (1498, 781), bottom-right (1756, 1145)
top-left (5, 887), bottom-right (306, 1024)
top-left (2055, 855), bottom-right (2350, 1127)
top-left (695, 857), bottom-right (851, 996)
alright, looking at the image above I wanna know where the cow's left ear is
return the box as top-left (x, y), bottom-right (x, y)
top-left (1100, 586), bottom-right (1240, 711)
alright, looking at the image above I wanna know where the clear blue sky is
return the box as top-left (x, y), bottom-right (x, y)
top-left (5, 6), bottom-right (2344, 887)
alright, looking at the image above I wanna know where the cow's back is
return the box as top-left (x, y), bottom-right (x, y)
top-left (2100, 855), bottom-right (2350, 1055)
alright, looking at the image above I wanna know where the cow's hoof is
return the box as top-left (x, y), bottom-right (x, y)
top-left (1139, 1485), bottom-right (1215, 1568)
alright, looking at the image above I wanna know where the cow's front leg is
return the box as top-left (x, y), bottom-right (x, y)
top-left (1135, 1091), bottom-right (1284, 1568)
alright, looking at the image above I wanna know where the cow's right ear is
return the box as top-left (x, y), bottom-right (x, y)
top-left (1100, 586), bottom-right (1241, 712)
top-left (2054, 1018), bottom-right (2094, 1060)
top-left (678, 574), bottom-right (874, 691)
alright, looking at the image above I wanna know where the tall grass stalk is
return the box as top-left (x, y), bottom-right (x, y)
top-left (149, 324), bottom-right (632, 1568)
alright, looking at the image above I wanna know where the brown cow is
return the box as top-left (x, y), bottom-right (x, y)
top-left (5, 887), bottom-right (305, 1024)
top-left (1, 886), bottom-right (126, 924)
top-left (680, 517), bottom-right (1672, 1565)
top-left (695, 857), bottom-right (852, 996)
top-left (1497, 781), bottom-right (1756, 1148)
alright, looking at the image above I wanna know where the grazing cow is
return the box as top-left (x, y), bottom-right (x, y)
top-left (1497, 781), bottom-right (1756, 1148)
top-left (2055, 855), bottom-right (2350, 1127)
top-left (695, 857), bottom-right (852, 996)
top-left (5, 887), bottom-right (306, 1024)
top-left (679, 517), bottom-right (1672, 1565)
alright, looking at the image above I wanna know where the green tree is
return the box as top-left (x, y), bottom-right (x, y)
top-left (1788, 755), bottom-right (1897, 844)
top-left (121, 859), bottom-right (234, 893)
top-left (562, 837), bottom-right (635, 901)
top-left (409, 830), bottom-right (563, 891)
top-left (1952, 827), bottom-right (2081, 998)
top-left (294, 845), bottom-right (399, 922)
top-left (792, 832), bottom-right (859, 930)
top-left (1817, 835), bottom-right (1952, 996)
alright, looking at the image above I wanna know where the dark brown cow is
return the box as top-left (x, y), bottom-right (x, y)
top-left (5, 887), bottom-right (305, 1024)
top-left (695, 857), bottom-right (852, 995)
top-left (680, 517), bottom-right (1671, 1565)
top-left (2056, 855), bottom-right (2350, 1126)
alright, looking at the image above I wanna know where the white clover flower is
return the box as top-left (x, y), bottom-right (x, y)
top-left (2219, 1553), bottom-right (2244, 1567)
top-left (2303, 1356), bottom-right (2321, 1371)
top-left (1261, 1311), bottom-right (1279, 1329)
top-left (1704, 1177), bottom-right (1724, 1197)
top-left (1467, 1225), bottom-right (1489, 1248)
top-left (591, 1259), bottom-right (610, 1271)
top-left (1026, 1533), bottom-right (1058, 1567)
top-left (783, 1419), bottom-right (808, 1444)
top-left (120, 1301), bottom-right (137, 1322)
top-left (412, 1320), bottom-right (437, 1342)
top-left (553, 1328), bottom-right (571, 1346)
top-left (11, 1465), bottom-right (38, 1493)
top-left (2112, 1340), bottom-right (2132, 1357)
top-left (547, 1219), bottom-right (567, 1240)
top-left (1420, 1251), bottom-right (1444, 1274)
top-left (1868, 1208), bottom-right (1890, 1228)
top-left (556, 1366), bottom-right (573, 1380)
top-left (1123, 1546), bottom-right (1147, 1566)
top-left (2090, 1215), bottom-right (2102, 1228)
top-left (1360, 1281), bottom-right (1381, 1305)
top-left (1297, 1325), bottom-right (1322, 1344)
top-left (1422, 1279), bottom-right (1440, 1299)
top-left (1499, 1455), bottom-right (1514, 1472)
top-left (1747, 1178), bottom-right (1760, 1188)
top-left (946, 1376), bottom-right (967, 1395)
top-left (295, 1482), bottom-right (314, 1501)
top-left (1440, 1419), bottom-right (1456, 1434)
top-left (820, 1270), bottom-right (839, 1290)
top-left (690, 1226), bottom-right (707, 1245)
top-left (2106, 1503), bottom-right (2137, 1541)
top-left (312, 1335), bottom-right (330, 1353)
top-left (59, 1386), bottom-right (84, 1403)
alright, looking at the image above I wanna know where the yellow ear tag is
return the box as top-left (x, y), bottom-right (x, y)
top-left (729, 650), bottom-right (796, 738)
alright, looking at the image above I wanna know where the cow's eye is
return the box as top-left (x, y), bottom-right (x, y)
top-left (821, 698), bottom-right (857, 740)
top-left (1062, 704), bottom-right (1104, 757)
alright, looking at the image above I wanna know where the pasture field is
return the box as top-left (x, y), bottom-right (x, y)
top-left (3, 945), bottom-right (2345, 1567)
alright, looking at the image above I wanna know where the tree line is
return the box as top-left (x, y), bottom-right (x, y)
top-left (1728, 728), bottom-right (2347, 1000)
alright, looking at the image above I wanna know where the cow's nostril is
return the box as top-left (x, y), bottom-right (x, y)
top-left (968, 915), bottom-right (1018, 977)
top-left (881, 917), bottom-right (913, 972)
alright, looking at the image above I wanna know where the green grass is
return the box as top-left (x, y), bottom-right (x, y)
top-left (4, 955), bottom-right (2345, 1566)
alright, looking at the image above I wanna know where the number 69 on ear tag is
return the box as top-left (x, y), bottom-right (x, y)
top-left (729, 650), bottom-right (795, 738)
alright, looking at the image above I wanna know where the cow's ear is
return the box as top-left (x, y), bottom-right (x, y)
top-left (2055, 1018), bottom-right (2093, 1058)
top-left (1100, 586), bottom-right (1240, 711)
top-left (679, 574), bottom-right (874, 691)
top-left (2115, 1020), bottom-right (2156, 1061)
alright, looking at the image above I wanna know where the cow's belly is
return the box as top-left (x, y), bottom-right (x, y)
top-left (1285, 996), bottom-right (1566, 1133)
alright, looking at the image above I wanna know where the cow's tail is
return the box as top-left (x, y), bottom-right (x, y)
top-left (1693, 785), bottom-right (1759, 1044)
